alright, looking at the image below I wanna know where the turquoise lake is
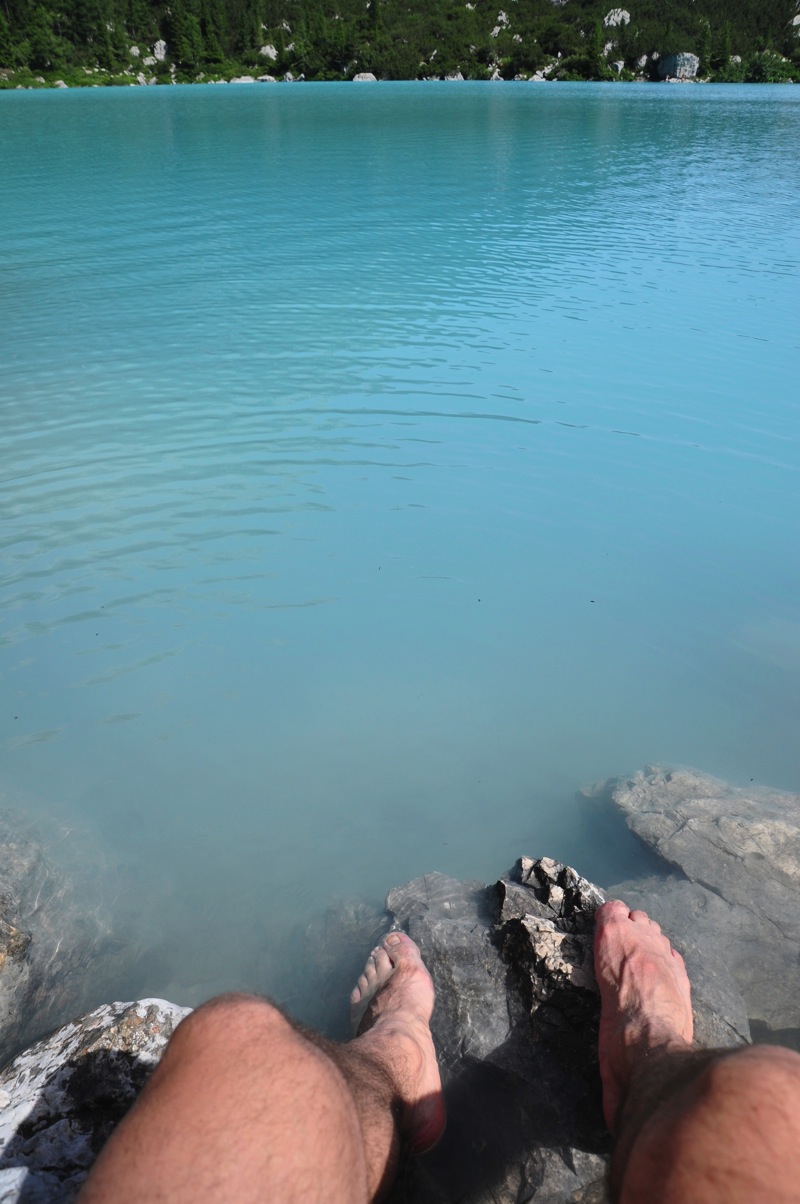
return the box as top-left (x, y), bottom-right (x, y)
top-left (1, 82), bottom-right (799, 1021)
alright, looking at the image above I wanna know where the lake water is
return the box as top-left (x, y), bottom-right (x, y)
top-left (1, 82), bottom-right (799, 1025)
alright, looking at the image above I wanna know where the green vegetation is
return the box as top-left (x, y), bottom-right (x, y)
top-left (0, 0), bottom-right (797, 85)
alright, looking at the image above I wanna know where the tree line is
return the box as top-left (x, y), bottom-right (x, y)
top-left (1, 0), bottom-right (797, 84)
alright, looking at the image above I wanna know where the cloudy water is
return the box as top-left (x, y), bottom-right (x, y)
top-left (1, 82), bottom-right (799, 1023)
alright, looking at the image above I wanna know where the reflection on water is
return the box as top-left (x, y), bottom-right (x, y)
top-left (1, 82), bottom-right (799, 1022)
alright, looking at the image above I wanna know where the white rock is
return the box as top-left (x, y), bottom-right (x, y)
top-left (490, 25), bottom-right (501, 37)
top-left (259, 43), bottom-right (278, 59)
top-left (635, 54), bottom-right (647, 68)
top-left (283, 71), bottom-right (295, 81)
top-left (54, 79), bottom-right (68, 87)
top-left (657, 51), bottom-right (700, 80)
top-left (0, 1000), bottom-right (190, 1200)
top-left (444, 70), bottom-right (464, 79)
top-left (603, 7), bottom-right (630, 26)
top-left (353, 71), bottom-right (377, 81)
top-left (153, 39), bottom-right (167, 61)
top-left (612, 59), bottom-right (624, 73)
top-left (512, 33), bottom-right (521, 42)
top-left (230, 75), bottom-right (256, 82)
top-left (258, 74), bottom-right (277, 81)
top-left (129, 44), bottom-right (140, 56)
top-left (143, 55), bottom-right (156, 65)
top-left (490, 67), bottom-right (503, 79)
top-left (281, 19), bottom-right (291, 31)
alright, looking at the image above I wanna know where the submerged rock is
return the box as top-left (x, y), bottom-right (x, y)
top-left (0, 809), bottom-right (154, 1069)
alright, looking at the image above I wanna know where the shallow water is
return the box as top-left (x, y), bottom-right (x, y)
top-left (1, 82), bottom-right (799, 1021)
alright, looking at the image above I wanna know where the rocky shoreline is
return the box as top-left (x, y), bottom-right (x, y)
top-left (1, 765), bottom-right (798, 1202)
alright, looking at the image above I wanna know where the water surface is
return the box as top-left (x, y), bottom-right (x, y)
top-left (1, 82), bottom-right (799, 1020)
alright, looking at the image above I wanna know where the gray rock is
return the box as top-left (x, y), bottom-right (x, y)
top-left (353, 72), bottom-right (378, 81)
top-left (386, 859), bottom-right (611, 1204)
top-left (598, 767), bottom-right (800, 1030)
top-left (0, 999), bottom-right (189, 1201)
top-left (657, 52), bottom-right (700, 79)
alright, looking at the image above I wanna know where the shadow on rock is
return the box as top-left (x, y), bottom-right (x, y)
top-left (0, 999), bottom-right (190, 1202)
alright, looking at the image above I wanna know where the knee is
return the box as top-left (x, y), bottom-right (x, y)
top-left (699, 1044), bottom-right (800, 1130)
top-left (163, 992), bottom-right (292, 1063)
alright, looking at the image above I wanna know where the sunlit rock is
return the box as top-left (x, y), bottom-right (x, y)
top-left (0, 1000), bottom-right (189, 1201)
top-left (603, 8), bottom-right (630, 26)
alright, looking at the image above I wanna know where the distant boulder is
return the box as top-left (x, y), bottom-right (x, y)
top-left (658, 52), bottom-right (700, 79)
top-left (353, 72), bottom-right (378, 81)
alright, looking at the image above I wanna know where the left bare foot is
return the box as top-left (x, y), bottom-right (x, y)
top-left (350, 932), bottom-right (446, 1154)
top-left (594, 900), bottom-right (694, 1133)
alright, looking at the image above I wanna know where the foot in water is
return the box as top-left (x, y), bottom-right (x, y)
top-left (350, 931), bottom-right (446, 1155)
top-left (594, 900), bottom-right (694, 1133)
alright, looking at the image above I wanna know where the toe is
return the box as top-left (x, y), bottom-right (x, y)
top-left (596, 899), bottom-right (630, 927)
top-left (629, 909), bottom-right (656, 927)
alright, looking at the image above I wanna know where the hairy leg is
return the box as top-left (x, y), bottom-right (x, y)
top-left (79, 933), bottom-right (444, 1204)
top-left (595, 900), bottom-right (800, 1203)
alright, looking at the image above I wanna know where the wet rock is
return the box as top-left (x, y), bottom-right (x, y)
top-left (0, 999), bottom-right (189, 1201)
top-left (599, 766), bottom-right (800, 1030)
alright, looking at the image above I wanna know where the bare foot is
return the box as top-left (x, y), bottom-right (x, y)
top-left (594, 900), bottom-right (694, 1134)
top-left (350, 931), bottom-right (446, 1154)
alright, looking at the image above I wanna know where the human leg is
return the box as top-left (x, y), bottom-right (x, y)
top-left (595, 900), bottom-right (800, 1203)
top-left (79, 932), bottom-right (444, 1204)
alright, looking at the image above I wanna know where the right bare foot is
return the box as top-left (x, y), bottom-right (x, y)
top-left (594, 900), bottom-right (694, 1134)
top-left (350, 931), bottom-right (446, 1155)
